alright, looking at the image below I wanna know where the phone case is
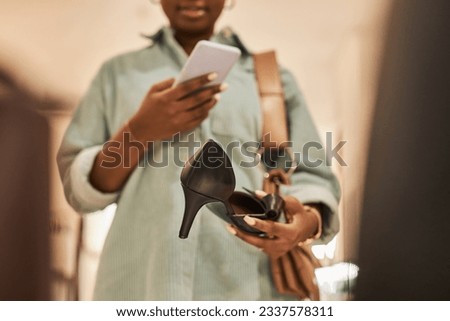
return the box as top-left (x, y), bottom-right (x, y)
top-left (173, 40), bottom-right (241, 86)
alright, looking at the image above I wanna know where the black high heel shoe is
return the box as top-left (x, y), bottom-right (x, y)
top-left (179, 139), bottom-right (284, 239)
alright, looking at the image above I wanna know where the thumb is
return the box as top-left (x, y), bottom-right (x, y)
top-left (149, 77), bottom-right (176, 93)
top-left (283, 196), bottom-right (304, 223)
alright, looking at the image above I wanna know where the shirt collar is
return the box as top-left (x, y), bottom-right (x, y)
top-left (144, 26), bottom-right (251, 57)
top-left (143, 26), bottom-right (253, 71)
top-left (211, 26), bottom-right (251, 56)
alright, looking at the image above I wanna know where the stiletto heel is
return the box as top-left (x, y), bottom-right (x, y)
top-left (178, 139), bottom-right (280, 239)
top-left (179, 185), bottom-right (215, 239)
top-left (178, 140), bottom-right (236, 238)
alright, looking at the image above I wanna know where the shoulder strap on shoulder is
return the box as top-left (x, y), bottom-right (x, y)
top-left (253, 51), bottom-right (289, 148)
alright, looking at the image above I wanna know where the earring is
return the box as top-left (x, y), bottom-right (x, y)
top-left (225, 0), bottom-right (236, 10)
top-left (150, 0), bottom-right (160, 4)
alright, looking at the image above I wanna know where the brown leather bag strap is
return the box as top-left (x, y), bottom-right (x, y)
top-left (253, 51), bottom-right (289, 149)
top-left (254, 52), bottom-right (321, 301)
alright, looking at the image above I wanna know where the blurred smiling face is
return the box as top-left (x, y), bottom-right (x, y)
top-left (160, 0), bottom-right (226, 34)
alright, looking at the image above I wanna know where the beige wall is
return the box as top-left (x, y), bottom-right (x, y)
top-left (0, 0), bottom-right (392, 299)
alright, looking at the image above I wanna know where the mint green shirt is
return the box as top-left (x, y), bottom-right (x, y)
top-left (57, 27), bottom-right (340, 300)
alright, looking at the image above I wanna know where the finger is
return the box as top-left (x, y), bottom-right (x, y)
top-left (266, 169), bottom-right (291, 185)
top-left (149, 78), bottom-right (176, 93)
top-left (226, 225), bottom-right (267, 249)
top-left (243, 215), bottom-right (284, 237)
top-left (283, 196), bottom-right (305, 216)
top-left (171, 72), bottom-right (218, 100)
top-left (182, 96), bottom-right (218, 126)
top-left (227, 225), bottom-right (289, 257)
top-left (179, 84), bottom-right (225, 111)
top-left (183, 82), bottom-right (227, 98)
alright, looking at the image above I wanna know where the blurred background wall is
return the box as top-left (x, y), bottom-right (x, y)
top-left (355, 0), bottom-right (450, 300)
top-left (0, 0), bottom-right (391, 300)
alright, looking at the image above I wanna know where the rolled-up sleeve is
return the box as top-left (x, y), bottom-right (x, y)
top-left (279, 68), bottom-right (341, 244)
top-left (57, 62), bottom-right (119, 213)
top-left (68, 145), bottom-right (119, 212)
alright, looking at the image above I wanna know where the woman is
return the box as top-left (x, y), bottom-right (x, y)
top-left (58, 0), bottom-right (340, 300)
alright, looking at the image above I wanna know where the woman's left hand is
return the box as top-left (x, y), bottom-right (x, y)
top-left (226, 196), bottom-right (321, 259)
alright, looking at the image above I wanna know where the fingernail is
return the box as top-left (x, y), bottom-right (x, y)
top-left (243, 215), bottom-right (256, 226)
top-left (219, 83), bottom-right (229, 92)
top-left (214, 93), bottom-right (221, 101)
top-left (226, 225), bottom-right (237, 235)
top-left (208, 72), bottom-right (218, 81)
top-left (254, 190), bottom-right (266, 198)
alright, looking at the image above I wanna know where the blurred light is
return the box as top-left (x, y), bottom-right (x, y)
top-left (312, 235), bottom-right (337, 260)
top-left (315, 262), bottom-right (359, 300)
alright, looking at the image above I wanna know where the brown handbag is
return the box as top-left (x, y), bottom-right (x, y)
top-left (253, 51), bottom-right (322, 300)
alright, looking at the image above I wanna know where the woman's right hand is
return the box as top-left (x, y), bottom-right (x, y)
top-left (129, 72), bottom-right (226, 143)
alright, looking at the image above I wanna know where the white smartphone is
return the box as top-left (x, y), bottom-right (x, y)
top-left (173, 40), bottom-right (241, 87)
